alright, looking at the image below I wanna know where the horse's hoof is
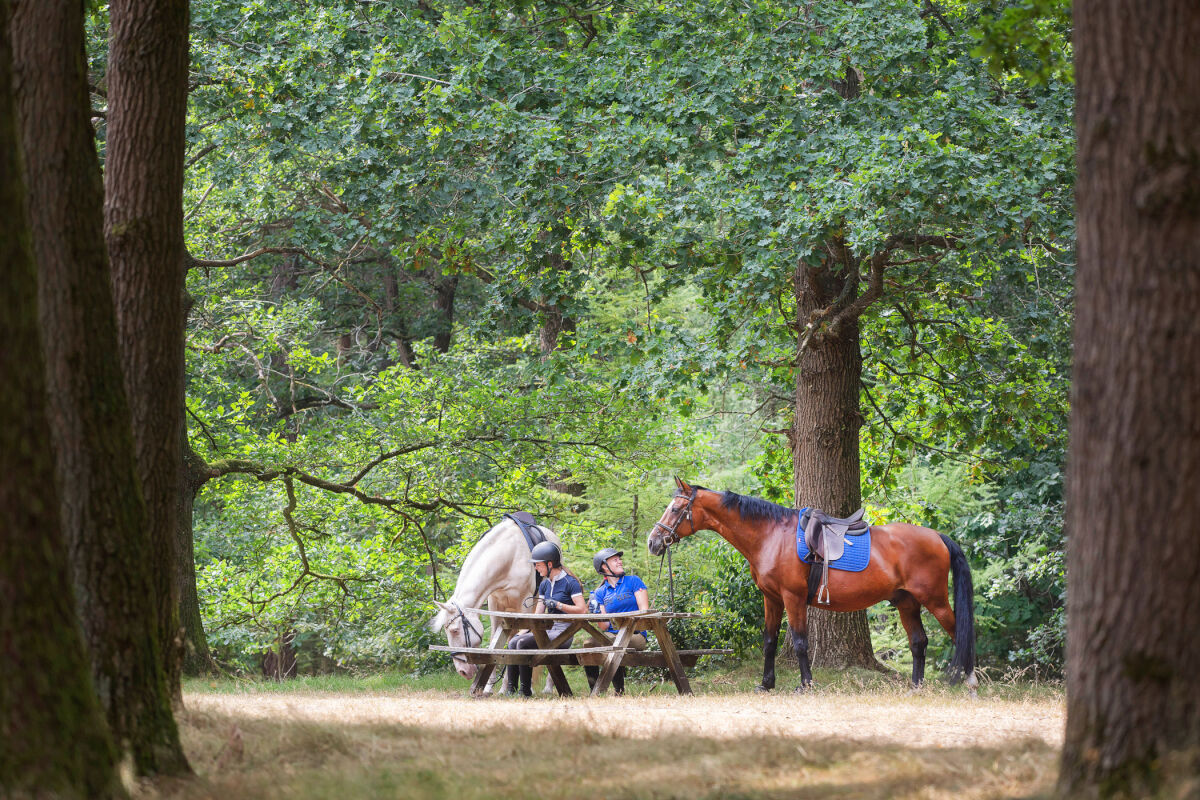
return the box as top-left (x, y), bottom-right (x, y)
top-left (755, 684), bottom-right (774, 693)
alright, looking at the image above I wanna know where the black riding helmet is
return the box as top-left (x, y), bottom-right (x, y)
top-left (529, 540), bottom-right (562, 567)
top-left (593, 547), bottom-right (623, 576)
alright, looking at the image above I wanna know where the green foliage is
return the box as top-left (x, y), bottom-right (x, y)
top-left (971, 0), bottom-right (1073, 85)
top-left (959, 458), bottom-right (1066, 674)
top-left (667, 537), bottom-right (765, 657)
top-left (165, 0), bottom-right (1077, 677)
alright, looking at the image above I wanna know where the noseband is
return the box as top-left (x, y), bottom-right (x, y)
top-left (448, 601), bottom-right (484, 664)
top-left (652, 487), bottom-right (698, 548)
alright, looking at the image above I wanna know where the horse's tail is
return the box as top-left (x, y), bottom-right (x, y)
top-left (938, 533), bottom-right (976, 684)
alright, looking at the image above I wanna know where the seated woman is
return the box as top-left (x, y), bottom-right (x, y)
top-left (584, 547), bottom-right (650, 695)
top-left (505, 541), bottom-right (587, 697)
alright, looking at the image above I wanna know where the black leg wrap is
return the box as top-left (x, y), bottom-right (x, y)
top-left (790, 625), bottom-right (812, 687)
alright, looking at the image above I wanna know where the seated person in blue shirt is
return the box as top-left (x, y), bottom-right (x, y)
top-left (584, 547), bottom-right (650, 695)
top-left (506, 541), bottom-right (587, 697)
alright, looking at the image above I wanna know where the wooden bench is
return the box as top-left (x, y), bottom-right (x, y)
top-left (429, 609), bottom-right (729, 696)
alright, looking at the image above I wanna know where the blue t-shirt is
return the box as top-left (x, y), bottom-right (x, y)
top-left (538, 571), bottom-right (583, 614)
top-left (592, 575), bottom-right (649, 634)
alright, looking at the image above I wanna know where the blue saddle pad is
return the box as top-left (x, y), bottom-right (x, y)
top-left (795, 513), bottom-right (872, 572)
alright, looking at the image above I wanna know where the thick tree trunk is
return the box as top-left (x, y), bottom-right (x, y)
top-left (0, 14), bottom-right (121, 790)
top-left (11, 0), bottom-right (189, 775)
top-left (792, 262), bottom-right (885, 672)
top-left (1060, 2), bottom-right (1200, 796)
top-left (538, 306), bottom-right (576, 357)
top-left (105, 0), bottom-right (191, 705)
top-left (179, 445), bottom-right (214, 676)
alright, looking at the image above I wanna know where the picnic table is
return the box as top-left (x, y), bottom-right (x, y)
top-left (429, 608), bottom-right (730, 696)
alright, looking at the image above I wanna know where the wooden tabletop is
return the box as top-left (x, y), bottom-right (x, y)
top-left (458, 607), bottom-right (702, 622)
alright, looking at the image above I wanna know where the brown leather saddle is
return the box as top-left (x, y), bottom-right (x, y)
top-left (801, 507), bottom-right (869, 605)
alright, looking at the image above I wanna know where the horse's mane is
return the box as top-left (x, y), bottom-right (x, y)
top-left (716, 489), bottom-right (798, 524)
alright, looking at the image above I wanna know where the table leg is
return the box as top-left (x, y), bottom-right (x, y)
top-left (470, 664), bottom-right (497, 696)
top-left (590, 623), bottom-right (635, 696)
top-left (649, 618), bottom-right (692, 695)
top-left (530, 626), bottom-right (573, 696)
top-left (472, 625), bottom-right (513, 696)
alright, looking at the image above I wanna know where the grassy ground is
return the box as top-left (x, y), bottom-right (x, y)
top-left (143, 664), bottom-right (1065, 800)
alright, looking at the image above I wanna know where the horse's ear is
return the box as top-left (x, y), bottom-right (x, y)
top-left (674, 475), bottom-right (685, 489)
top-left (429, 600), bottom-right (451, 632)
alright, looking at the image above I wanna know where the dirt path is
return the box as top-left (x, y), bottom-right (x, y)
top-left (188, 689), bottom-right (1064, 749)
top-left (162, 690), bottom-right (1065, 799)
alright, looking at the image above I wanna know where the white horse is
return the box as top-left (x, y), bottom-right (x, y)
top-left (429, 517), bottom-right (561, 693)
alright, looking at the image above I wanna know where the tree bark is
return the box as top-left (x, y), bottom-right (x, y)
top-left (792, 262), bottom-right (886, 671)
top-left (1060, 2), bottom-right (1200, 796)
top-left (105, 0), bottom-right (191, 704)
top-left (432, 273), bottom-right (458, 353)
top-left (0, 11), bottom-right (122, 791)
top-left (11, 0), bottom-right (189, 774)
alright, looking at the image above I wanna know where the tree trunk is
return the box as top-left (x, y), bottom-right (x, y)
top-left (382, 264), bottom-right (417, 369)
top-left (792, 262), bottom-right (885, 672)
top-left (11, 0), bottom-right (189, 775)
top-left (0, 14), bottom-right (121, 790)
top-left (105, 0), bottom-right (190, 705)
top-left (179, 444), bottom-right (214, 675)
top-left (432, 273), bottom-right (458, 353)
top-left (1060, 2), bottom-right (1200, 796)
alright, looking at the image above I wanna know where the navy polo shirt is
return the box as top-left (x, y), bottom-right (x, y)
top-left (538, 571), bottom-right (583, 613)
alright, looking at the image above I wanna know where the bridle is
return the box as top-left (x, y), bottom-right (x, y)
top-left (448, 601), bottom-right (484, 666)
top-left (652, 487), bottom-right (698, 549)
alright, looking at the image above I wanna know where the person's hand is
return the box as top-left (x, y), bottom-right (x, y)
top-left (543, 598), bottom-right (559, 611)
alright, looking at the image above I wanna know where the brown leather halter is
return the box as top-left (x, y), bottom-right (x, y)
top-left (652, 486), bottom-right (698, 548)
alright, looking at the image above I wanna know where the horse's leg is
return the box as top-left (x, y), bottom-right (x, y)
top-left (923, 594), bottom-right (977, 693)
top-left (894, 592), bottom-right (928, 688)
top-left (758, 595), bottom-right (784, 692)
top-left (783, 593), bottom-right (812, 690)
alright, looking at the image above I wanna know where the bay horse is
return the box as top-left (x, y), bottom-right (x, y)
top-left (647, 478), bottom-right (976, 692)
top-left (429, 517), bottom-right (561, 693)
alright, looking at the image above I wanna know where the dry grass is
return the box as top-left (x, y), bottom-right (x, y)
top-left (140, 676), bottom-right (1065, 800)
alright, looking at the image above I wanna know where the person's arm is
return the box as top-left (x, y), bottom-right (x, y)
top-left (559, 592), bottom-right (588, 614)
top-left (635, 587), bottom-right (649, 611)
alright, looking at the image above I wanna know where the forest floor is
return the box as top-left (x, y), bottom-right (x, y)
top-left (142, 667), bottom-right (1065, 800)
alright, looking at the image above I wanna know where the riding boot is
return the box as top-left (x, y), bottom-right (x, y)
top-left (518, 665), bottom-right (533, 697)
top-left (613, 666), bottom-right (626, 696)
top-left (505, 664), bottom-right (520, 694)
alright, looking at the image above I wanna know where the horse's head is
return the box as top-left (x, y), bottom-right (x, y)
top-left (647, 477), bottom-right (701, 556)
top-left (430, 600), bottom-right (484, 679)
